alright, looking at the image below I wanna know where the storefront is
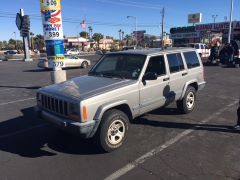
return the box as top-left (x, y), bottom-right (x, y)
top-left (170, 21), bottom-right (240, 46)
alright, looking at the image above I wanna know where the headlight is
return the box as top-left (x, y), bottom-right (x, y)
top-left (68, 103), bottom-right (80, 121)
top-left (36, 93), bottom-right (41, 106)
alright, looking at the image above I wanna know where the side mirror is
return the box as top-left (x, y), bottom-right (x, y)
top-left (142, 72), bottom-right (158, 81)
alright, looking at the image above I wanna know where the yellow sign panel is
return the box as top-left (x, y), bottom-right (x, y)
top-left (48, 56), bottom-right (65, 60)
top-left (40, 0), bottom-right (61, 11)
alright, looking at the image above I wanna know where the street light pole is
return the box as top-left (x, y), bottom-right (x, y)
top-left (13, 32), bottom-right (17, 49)
top-left (127, 16), bottom-right (137, 46)
top-left (228, 0), bottom-right (234, 43)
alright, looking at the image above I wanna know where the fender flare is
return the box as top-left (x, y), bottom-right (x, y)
top-left (180, 80), bottom-right (198, 100)
top-left (93, 100), bottom-right (130, 121)
top-left (88, 100), bottom-right (131, 138)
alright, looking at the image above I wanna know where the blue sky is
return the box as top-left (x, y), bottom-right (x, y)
top-left (0, 0), bottom-right (239, 41)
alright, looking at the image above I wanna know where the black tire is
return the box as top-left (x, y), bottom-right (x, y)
top-left (81, 61), bottom-right (88, 68)
top-left (97, 109), bottom-right (129, 152)
top-left (176, 86), bottom-right (196, 114)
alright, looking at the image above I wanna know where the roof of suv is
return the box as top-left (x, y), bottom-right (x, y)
top-left (110, 47), bottom-right (196, 56)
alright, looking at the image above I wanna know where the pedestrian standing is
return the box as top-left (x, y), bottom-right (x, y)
top-left (227, 43), bottom-right (235, 63)
top-left (234, 99), bottom-right (240, 129)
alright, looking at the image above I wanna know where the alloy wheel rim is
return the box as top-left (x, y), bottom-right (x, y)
top-left (186, 92), bottom-right (195, 109)
top-left (107, 120), bottom-right (125, 145)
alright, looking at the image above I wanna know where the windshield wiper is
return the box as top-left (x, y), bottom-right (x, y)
top-left (102, 72), bottom-right (125, 79)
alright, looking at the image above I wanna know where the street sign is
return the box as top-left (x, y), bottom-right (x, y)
top-left (16, 13), bottom-right (23, 30)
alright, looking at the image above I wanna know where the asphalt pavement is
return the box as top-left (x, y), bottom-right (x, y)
top-left (0, 56), bottom-right (239, 180)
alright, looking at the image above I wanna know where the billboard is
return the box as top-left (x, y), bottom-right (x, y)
top-left (40, 0), bottom-right (65, 68)
top-left (170, 32), bottom-right (200, 39)
top-left (188, 13), bottom-right (202, 24)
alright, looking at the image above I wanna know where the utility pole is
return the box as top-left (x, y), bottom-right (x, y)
top-left (161, 7), bottom-right (165, 49)
top-left (228, 0), bottom-right (234, 43)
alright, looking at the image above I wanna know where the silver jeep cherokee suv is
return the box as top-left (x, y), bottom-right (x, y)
top-left (36, 48), bottom-right (206, 152)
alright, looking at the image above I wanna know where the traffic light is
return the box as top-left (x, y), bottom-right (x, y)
top-left (20, 15), bottom-right (30, 37)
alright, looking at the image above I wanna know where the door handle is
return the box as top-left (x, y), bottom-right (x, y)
top-left (163, 77), bottom-right (170, 81)
top-left (182, 72), bottom-right (188, 76)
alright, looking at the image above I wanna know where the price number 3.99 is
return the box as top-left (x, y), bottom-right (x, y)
top-left (49, 32), bottom-right (60, 38)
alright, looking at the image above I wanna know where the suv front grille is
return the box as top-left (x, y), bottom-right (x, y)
top-left (40, 94), bottom-right (69, 117)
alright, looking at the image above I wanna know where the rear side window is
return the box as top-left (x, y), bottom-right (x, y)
top-left (195, 44), bottom-right (200, 49)
top-left (183, 51), bottom-right (200, 69)
top-left (167, 53), bottom-right (184, 73)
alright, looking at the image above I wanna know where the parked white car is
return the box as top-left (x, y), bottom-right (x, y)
top-left (38, 55), bottom-right (91, 69)
top-left (66, 49), bottom-right (80, 55)
top-left (188, 43), bottom-right (210, 58)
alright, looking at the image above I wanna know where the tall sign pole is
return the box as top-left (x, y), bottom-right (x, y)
top-left (228, 0), bottom-right (234, 43)
top-left (40, 0), bottom-right (66, 83)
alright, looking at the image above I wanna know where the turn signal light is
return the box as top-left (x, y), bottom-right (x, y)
top-left (82, 105), bottom-right (88, 122)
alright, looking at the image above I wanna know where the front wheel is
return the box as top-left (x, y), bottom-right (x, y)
top-left (97, 109), bottom-right (129, 152)
top-left (81, 61), bottom-right (88, 68)
top-left (177, 86), bottom-right (196, 114)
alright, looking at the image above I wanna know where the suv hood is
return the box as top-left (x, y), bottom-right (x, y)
top-left (40, 75), bottom-right (135, 99)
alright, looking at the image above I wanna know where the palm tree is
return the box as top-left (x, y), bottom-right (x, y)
top-left (118, 29), bottom-right (122, 40)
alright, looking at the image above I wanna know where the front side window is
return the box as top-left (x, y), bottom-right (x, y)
top-left (183, 51), bottom-right (200, 69)
top-left (89, 54), bottom-right (146, 80)
top-left (145, 56), bottom-right (166, 76)
top-left (167, 53), bottom-right (184, 73)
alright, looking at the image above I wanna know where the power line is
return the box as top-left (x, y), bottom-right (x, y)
top-left (96, 0), bottom-right (162, 10)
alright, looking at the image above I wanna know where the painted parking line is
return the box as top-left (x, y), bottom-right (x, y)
top-left (0, 98), bottom-right (35, 106)
top-left (105, 100), bottom-right (239, 180)
top-left (0, 124), bottom-right (48, 139)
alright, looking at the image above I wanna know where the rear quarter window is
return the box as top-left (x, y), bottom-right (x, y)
top-left (183, 51), bottom-right (200, 69)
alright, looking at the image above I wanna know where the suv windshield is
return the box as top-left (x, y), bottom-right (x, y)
top-left (89, 54), bottom-right (146, 80)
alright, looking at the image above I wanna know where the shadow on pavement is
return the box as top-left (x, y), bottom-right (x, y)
top-left (133, 111), bottom-right (239, 134)
top-left (0, 85), bottom-right (41, 90)
top-left (0, 107), bottom-right (103, 158)
top-left (23, 69), bottom-right (51, 72)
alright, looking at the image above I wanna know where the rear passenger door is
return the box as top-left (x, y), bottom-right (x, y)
top-left (166, 53), bottom-right (188, 101)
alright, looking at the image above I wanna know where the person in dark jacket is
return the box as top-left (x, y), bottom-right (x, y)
top-left (209, 44), bottom-right (219, 63)
top-left (227, 43), bottom-right (235, 63)
top-left (234, 99), bottom-right (240, 129)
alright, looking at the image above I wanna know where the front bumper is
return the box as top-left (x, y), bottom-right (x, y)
top-left (36, 107), bottom-right (97, 138)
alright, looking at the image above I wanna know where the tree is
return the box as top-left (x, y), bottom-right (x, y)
top-left (79, 31), bottom-right (89, 38)
top-left (33, 34), bottom-right (45, 50)
top-left (92, 33), bottom-right (104, 47)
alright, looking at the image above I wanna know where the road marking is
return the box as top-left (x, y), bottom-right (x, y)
top-left (105, 100), bottom-right (239, 180)
top-left (0, 98), bottom-right (35, 106)
top-left (0, 124), bottom-right (48, 139)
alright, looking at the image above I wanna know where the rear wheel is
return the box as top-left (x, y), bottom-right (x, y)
top-left (81, 61), bottom-right (88, 68)
top-left (97, 109), bottom-right (129, 152)
top-left (177, 86), bottom-right (196, 114)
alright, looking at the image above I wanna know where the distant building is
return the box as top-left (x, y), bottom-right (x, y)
top-left (99, 39), bottom-right (114, 50)
top-left (170, 21), bottom-right (240, 46)
top-left (64, 37), bottom-right (96, 50)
